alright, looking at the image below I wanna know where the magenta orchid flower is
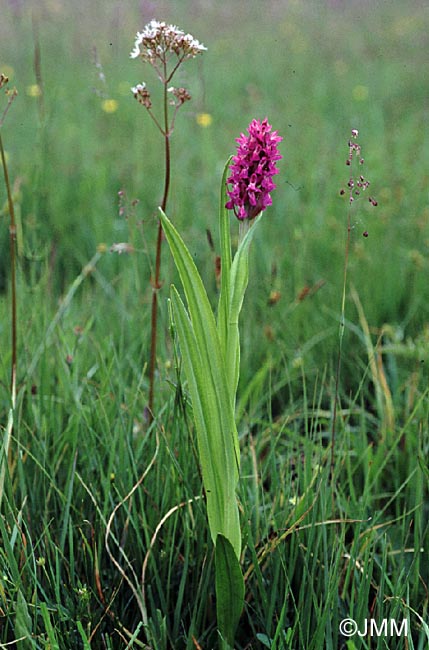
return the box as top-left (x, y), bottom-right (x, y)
top-left (225, 118), bottom-right (282, 220)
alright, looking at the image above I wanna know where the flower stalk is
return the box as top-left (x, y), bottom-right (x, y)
top-left (130, 20), bottom-right (206, 422)
top-left (331, 129), bottom-right (377, 476)
top-left (0, 74), bottom-right (18, 505)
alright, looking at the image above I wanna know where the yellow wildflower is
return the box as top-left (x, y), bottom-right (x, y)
top-left (196, 112), bottom-right (213, 127)
top-left (101, 99), bottom-right (118, 113)
top-left (26, 84), bottom-right (42, 97)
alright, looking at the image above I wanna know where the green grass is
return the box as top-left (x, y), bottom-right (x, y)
top-left (1, 1), bottom-right (428, 648)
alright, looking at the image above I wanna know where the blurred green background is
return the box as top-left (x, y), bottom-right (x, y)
top-left (1, 0), bottom-right (428, 364)
top-left (1, 2), bottom-right (429, 647)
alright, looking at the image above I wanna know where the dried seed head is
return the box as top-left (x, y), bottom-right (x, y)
top-left (0, 72), bottom-right (9, 89)
top-left (340, 129), bottom-right (377, 238)
top-left (131, 82), bottom-right (152, 108)
top-left (168, 86), bottom-right (191, 105)
top-left (344, 129), bottom-right (376, 206)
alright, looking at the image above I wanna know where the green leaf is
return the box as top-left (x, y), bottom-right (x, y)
top-left (40, 602), bottom-right (60, 650)
top-left (226, 216), bottom-right (261, 401)
top-left (215, 534), bottom-right (244, 650)
top-left (256, 633), bottom-right (273, 649)
top-left (15, 589), bottom-right (33, 649)
top-left (217, 156), bottom-right (233, 355)
top-left (0, 406), bottom-right (14, 508)
top-left (76, 621), bottom-right (92, 650)
top-left (159, 209), bottom-right (228, 414)
top-left (170, 288), bottom-right (241, 558)
top-left (160, 208), bottom-right (241, 558)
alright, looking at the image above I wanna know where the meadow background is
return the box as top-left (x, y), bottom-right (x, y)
top-left (1, 0), bottom-right (428, 648)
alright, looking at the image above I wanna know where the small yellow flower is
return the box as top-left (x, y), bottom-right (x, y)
top-left (352, 85), bottom-right (369, 101)
top-left (101, 99), bottom-right (118, 113)
top-left (196, 112), bottom-right (213, 127)
top-left (26, 84), bottom-right (42, 97)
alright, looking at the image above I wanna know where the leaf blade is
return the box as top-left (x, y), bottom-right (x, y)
top-left (170, 287), bottom-right (241, 556)
top-left (217, 156), bottom-right (233, 352)
top-left (215, 534), bottom-right (244, 649)
top-left (226, 215), bottom-right (262, 400)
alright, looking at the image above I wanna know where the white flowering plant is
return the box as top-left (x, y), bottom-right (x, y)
top-left (130, 20), bottom-right (207, 422)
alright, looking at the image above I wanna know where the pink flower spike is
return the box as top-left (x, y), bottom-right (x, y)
top-left (225, 118), bottom-right (282, 220)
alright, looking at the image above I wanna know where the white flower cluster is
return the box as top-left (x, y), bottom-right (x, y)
top-left (130, 19), bottom-right (206, 61)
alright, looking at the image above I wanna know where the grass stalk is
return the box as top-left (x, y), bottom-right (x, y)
top-left (330, 205), bottom-right (351, 478)
top-left (331, 129), bottom-right (375, 480)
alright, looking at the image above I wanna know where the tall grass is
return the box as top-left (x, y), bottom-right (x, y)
top-left (1, 1), bottom-right (428, 648)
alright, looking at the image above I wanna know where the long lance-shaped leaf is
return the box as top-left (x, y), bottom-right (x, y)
top-left (170, 289), bottom-right (241, 557)
top-left (226, 216), bottom-right (261, 402)
top-left (159, 209), bottom-right (228, 416)
top-left (160, 209), bottom-right (241, 557)
top-left (217, 156), bottom-right (233, 356)
top-left (159, 208), bottom-right (238, 470)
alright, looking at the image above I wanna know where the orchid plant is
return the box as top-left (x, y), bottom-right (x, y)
top-left (160, 118), bottom-right (282, 648)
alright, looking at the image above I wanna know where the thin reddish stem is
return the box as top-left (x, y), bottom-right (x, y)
top-left (147, 72), bottom-right (171, 423)
top-left (0, 133), bottom-right (17, 406)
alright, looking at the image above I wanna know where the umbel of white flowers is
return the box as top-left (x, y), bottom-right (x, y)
top-left (130, 19), bottom-right (206, 64)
